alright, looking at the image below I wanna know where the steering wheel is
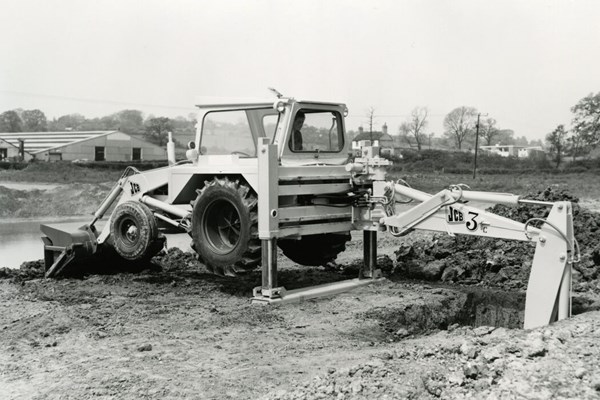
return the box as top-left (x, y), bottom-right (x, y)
top-left (231, 151), bottom-right (252, 157)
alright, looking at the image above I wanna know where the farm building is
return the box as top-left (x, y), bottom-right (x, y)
top-left (0, 137), bottom-right (33, 161)
top-left (0, 131), bottom-right (166, 162)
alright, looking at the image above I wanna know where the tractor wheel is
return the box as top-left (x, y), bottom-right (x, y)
top-left (110, 201), bottom-right (165, 262)
top-left (191, 177), bottom-right (261, 277)
top-left (278, 232), bottom-right (351, 266)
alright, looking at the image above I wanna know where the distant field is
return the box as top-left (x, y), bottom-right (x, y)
top-left (390, 171), bottom-right (600, 201)
top-left (0, 162), bottom-right (121, 184)
top-left (0, 163), bottom-right (598, 218)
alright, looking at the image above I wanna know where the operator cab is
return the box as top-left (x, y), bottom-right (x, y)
top-left (192, 98), bottom-right (350, 165)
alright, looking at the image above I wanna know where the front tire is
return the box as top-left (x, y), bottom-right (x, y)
top-left (191, 177), bottom-right (261, 276)
top-left (110, 201), bottom-right (164, 262)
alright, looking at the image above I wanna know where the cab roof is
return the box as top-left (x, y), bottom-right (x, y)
top-left (194, 97), bottom-right (346, 110)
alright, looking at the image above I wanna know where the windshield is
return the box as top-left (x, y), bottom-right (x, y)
top-left (200, 110), bottom-right (256, 156)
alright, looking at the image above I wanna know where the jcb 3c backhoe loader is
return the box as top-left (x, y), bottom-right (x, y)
top-left (40, 95), bottom-right (577, 329)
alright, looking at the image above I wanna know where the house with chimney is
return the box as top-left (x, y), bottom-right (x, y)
top-left (351, 123), bottom-right (395, 155)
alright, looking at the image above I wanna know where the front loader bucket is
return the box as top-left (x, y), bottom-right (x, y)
top-left (40, 223), bottom-right (99, 278)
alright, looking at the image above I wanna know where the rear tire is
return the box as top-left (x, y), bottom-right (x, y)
top-left (278, 232), bottom-right (351, 266)
top-left (110, 201), bottom-right (164, 262)
top-left (191, 177), bottom-right (261, 276)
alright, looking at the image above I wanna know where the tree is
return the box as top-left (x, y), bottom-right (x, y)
top-left (99, 114), bottom-right (119, 130)
top-left (514, 135), bottom-right (529, 146)
top-left (115, 110), bottom-right (144, 134)
top-left (546, 124), bottom-right (568, 168)
top-left (21, 109), bottom-right (48, 131)
top-left (399, 107), bottom-right (428, 151)
top-left (495, 129), bottom-right (516, 145)
top-left (0, 110), bottom-right (23, 132)
top-left (49, 113), bottom-right (86, 131)
top-left (172, 115), bottom-right (196, 135)
top-left (529, 138), bottom-right (543, 147)
top-left (568, 131), bottom-right (589, 160)
top-left (443, 106), bottom-right (478, 150)
top-left (479, 117), bottom-right (498, 145)
top-left (571, 91), bottom-right (600, 149)
top-left (144, 117), bottom-right (173, 146)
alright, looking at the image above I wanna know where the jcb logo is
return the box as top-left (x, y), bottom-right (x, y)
top-left (447, 206), bottom-right (464, 223)
top-left (446, 206), bottom-right (479, 232)
top-left (129, 182), bottom-right (141, 195)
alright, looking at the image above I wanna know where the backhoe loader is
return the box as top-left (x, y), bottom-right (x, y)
top-left (40, 94), bottom-right (577, 329)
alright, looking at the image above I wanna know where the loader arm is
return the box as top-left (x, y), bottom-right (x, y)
top-left (378, 183), bottom-right (575, 329)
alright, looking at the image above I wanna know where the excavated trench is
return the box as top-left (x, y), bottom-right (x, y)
top-left (360, 284), bottom-right (526, 343)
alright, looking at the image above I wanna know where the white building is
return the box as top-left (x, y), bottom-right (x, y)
top-left (480, 144), bottom-right (545, 159)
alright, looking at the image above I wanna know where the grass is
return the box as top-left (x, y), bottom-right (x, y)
top-left (0, 162), bottom-right (122, 184)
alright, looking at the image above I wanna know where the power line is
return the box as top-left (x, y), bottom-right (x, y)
top-left (2, 90), bottom-right (452, 117)
top-left (0, 90), bottom-right (193, 111)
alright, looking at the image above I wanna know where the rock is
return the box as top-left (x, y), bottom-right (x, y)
top-left (489, 327), bottom-right (509, 339)
top-left (463, 362), bottom-right (482, 379)
top-left (592, 377), bottom-right (600, 392)
top-left (395, 243), bottom-right (414, 259)
top-left (460, 341), bottom-right (479, 359)
top-left (473, 379), bottom-right (491, 391)
top-left (421, 260), bottom-right (447, 280)
top-left (350, 381), bottom-right (362, 394)
top-left (575, 368), bottom-right (587, 379)
top-left (525, 338), bottom-right (547, 358)
top-left (137, 344), bottom-right (152, 352)
top-left (447, 372), bottom-right (465, 387)
top-left (395, 328), bottom-right (410, 338)
top-left (480, 347), bottom-right (502, 363)
top-left (422, 372), bottom-right (445, 397)
top-left (447, 323), bottom-right (460, 332)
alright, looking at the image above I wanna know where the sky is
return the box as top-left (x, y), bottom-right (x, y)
top-left (1, 0), bottom-right (600, 141)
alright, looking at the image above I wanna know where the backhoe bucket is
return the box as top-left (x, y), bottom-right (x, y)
top-left (41, 223), bottom-right (99, 278)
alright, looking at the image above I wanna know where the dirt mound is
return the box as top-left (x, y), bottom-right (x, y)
top-left (0, 259), bottom-right (46, 281)
top-left (0, 248), bottom-right (190, 283)
top-left (393, 186), bottom-right (600, 294)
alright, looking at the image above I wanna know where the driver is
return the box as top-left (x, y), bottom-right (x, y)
top-left (289, 111), bottom-right (305, 151)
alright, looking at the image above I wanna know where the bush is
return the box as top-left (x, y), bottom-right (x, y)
top-left (0, 162), bottom-right (29, 170)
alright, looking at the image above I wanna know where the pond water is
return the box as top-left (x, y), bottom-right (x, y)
top-left (0, 218), bottom-right (192, 269)
top-left (0, 218), bottom-right (89, 268)
top-left (0, 181), bottom-right (64, 191)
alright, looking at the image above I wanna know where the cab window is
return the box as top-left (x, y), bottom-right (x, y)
top-left (201, 111), bottom-right (256, 156)
top-left (289, 110), bottom-right (344, 153)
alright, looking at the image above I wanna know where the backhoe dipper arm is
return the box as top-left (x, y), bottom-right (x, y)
top-left (377, 182), bottom-right (575, 329)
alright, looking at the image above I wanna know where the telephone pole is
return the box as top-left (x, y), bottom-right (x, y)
top-left (472, 113), bottom-right (485, 179)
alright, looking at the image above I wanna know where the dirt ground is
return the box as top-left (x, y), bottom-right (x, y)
top-left (2, 176), bottom-right (600, 399)
top-left (2, 228), bottom-right (600, 400)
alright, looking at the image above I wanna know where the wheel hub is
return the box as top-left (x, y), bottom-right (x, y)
top-left (125, 224), bottom-right (139, 242)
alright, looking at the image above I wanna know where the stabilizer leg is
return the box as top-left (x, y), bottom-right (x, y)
top-left (524, 202), bottom-right (573, 329)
